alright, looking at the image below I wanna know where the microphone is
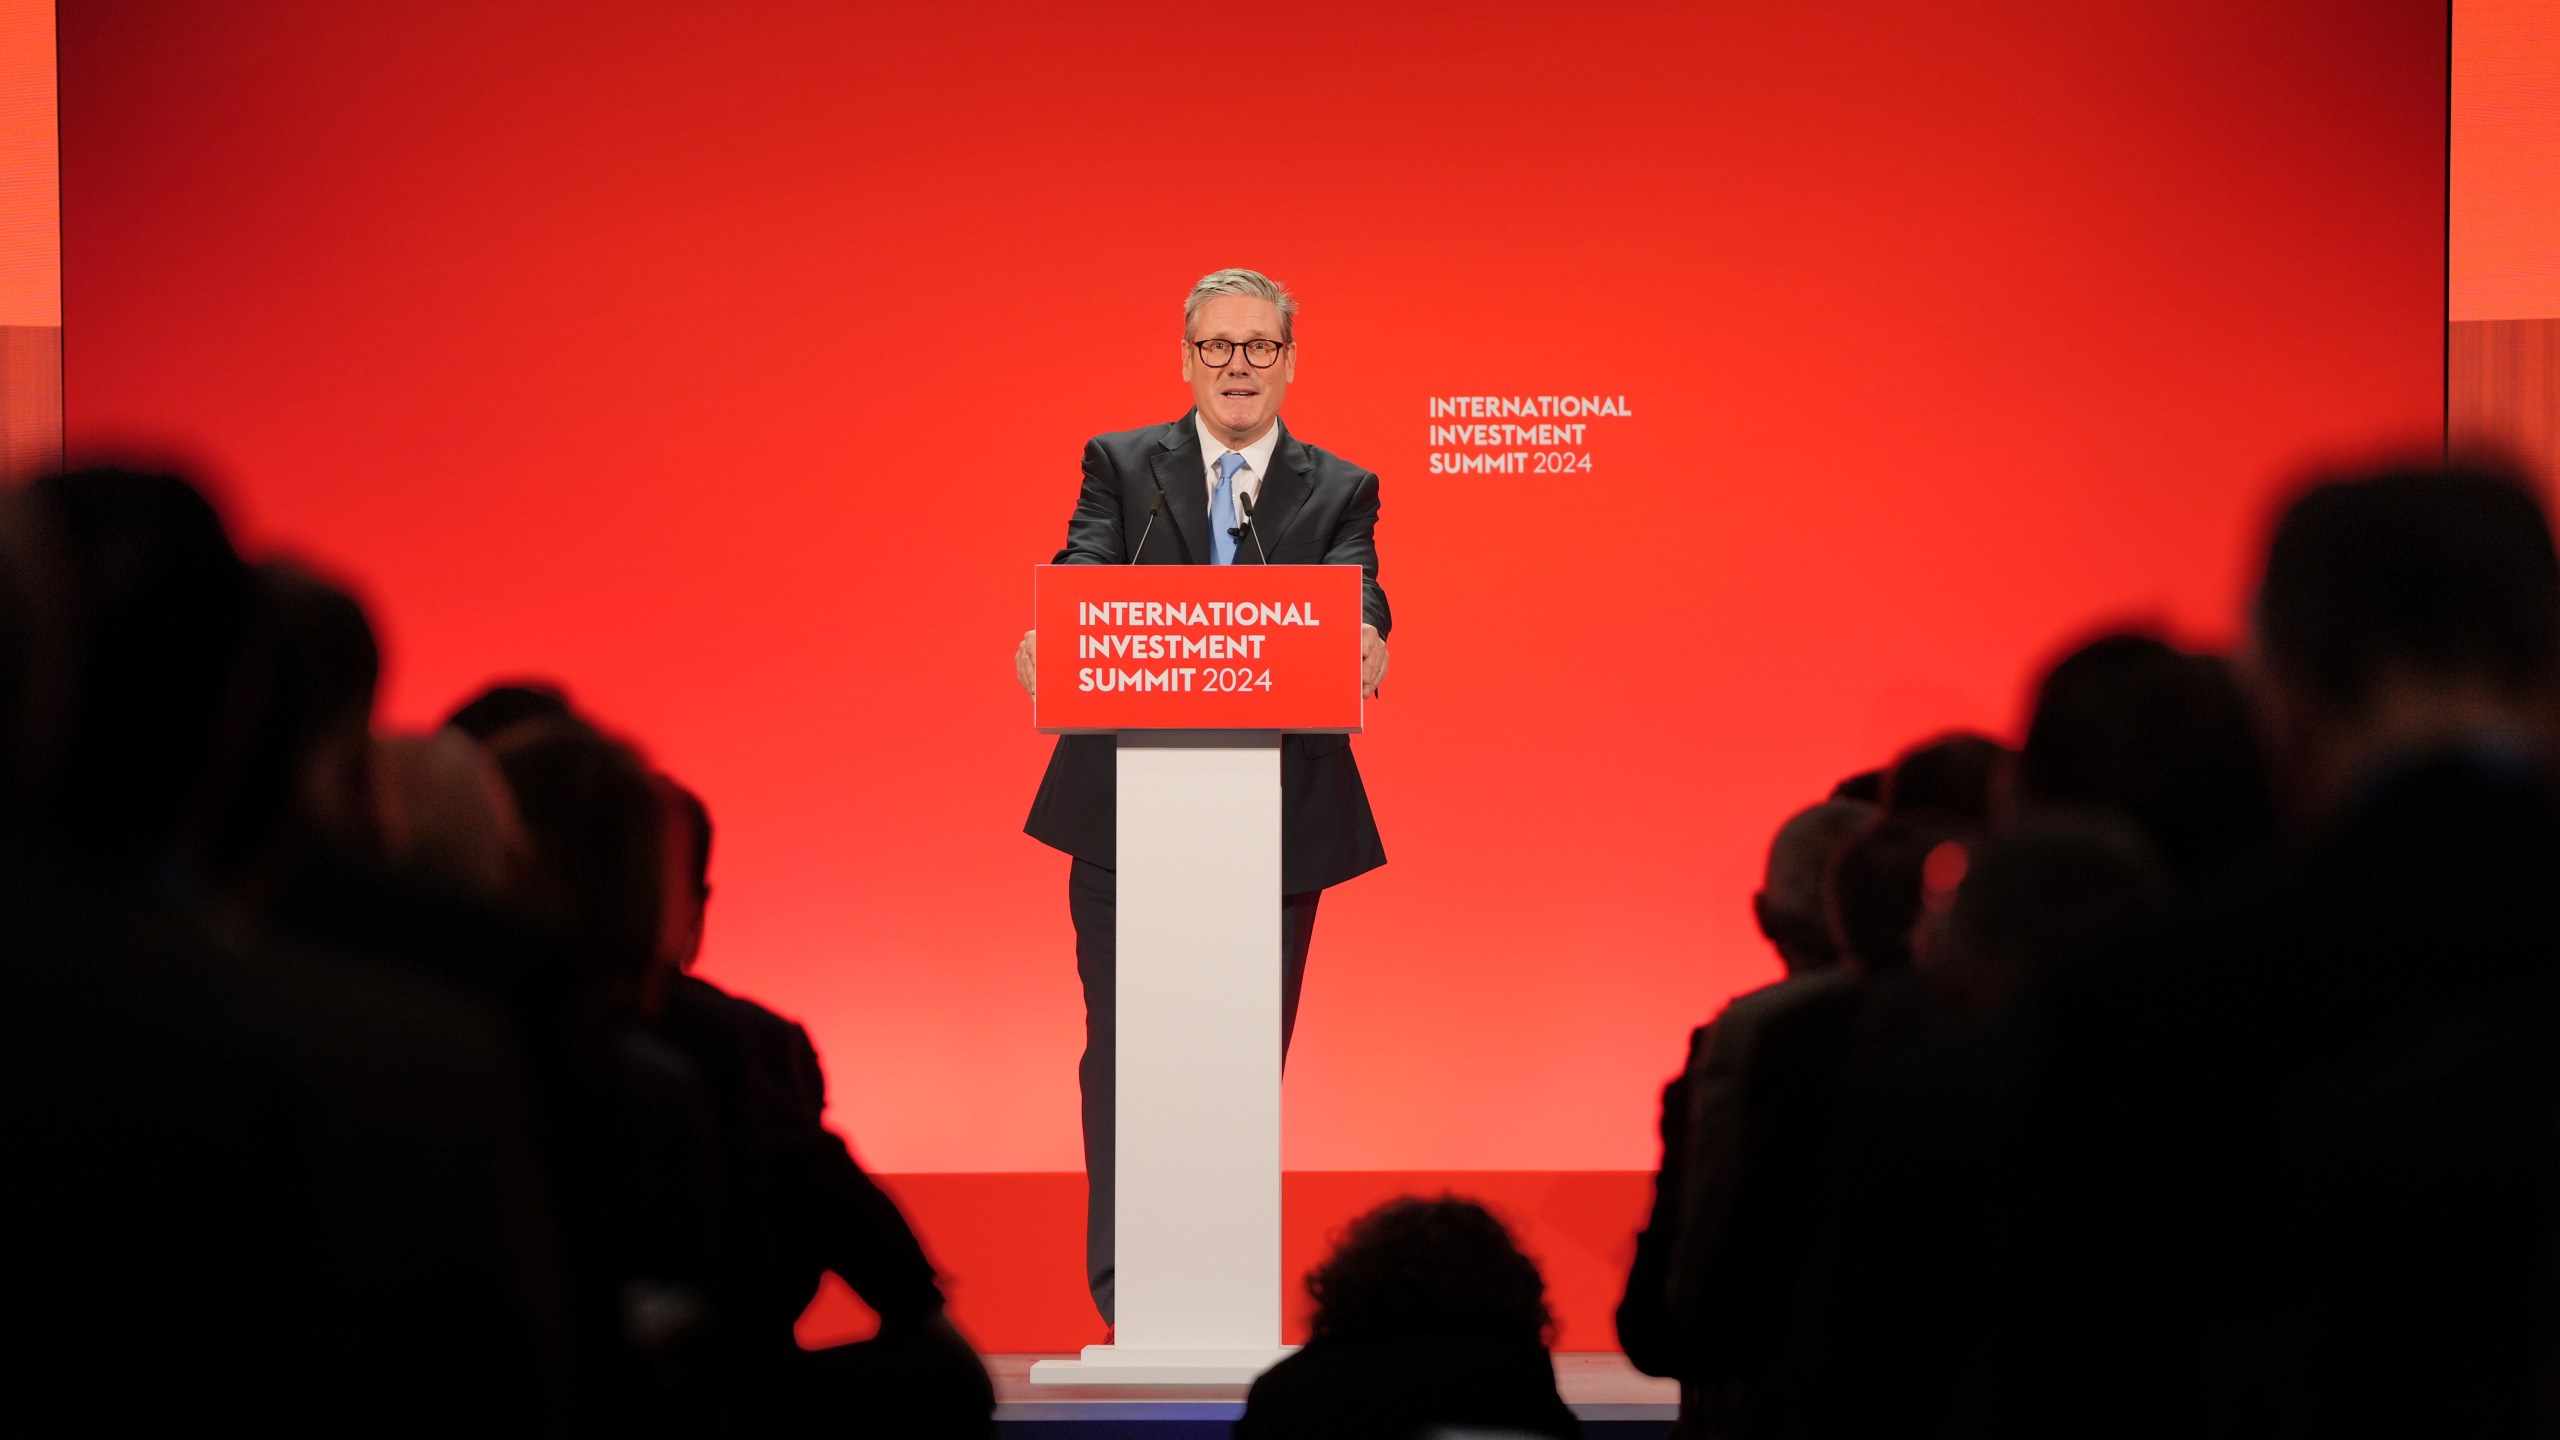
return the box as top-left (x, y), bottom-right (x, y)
top-left (1233, 488), bottom-right (1270, 565)
top-left (1129, 480), bottom-right (1166, 564)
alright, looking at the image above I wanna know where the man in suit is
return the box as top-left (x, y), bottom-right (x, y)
top-left (651, 779), bottom-right (992, 1433)
top-left (1617, 798), bottom-right (1870, 1437)
top-left (1012, 267), bottom-right (1391, 1324)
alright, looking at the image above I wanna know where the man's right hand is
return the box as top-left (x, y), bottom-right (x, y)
top-left (1015, 628), bottom-right (1037, 697)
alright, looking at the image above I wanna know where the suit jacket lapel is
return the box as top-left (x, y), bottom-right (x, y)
top-left (1242, 423), bottom-right (1315, 562)
top-left (1150, 415), bottom-right (1210, 565)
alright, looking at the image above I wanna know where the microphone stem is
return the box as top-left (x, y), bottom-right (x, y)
top-left (1237, 491), bottom-right (1269, 564)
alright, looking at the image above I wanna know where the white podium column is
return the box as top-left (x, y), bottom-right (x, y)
top-left (1029, 729), bottom-right (1288, 1385)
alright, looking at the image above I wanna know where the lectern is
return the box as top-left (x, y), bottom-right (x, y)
top-left (1025, 563), bottom-right (1365, 1386)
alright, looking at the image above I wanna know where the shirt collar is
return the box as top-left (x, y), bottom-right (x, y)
top-left (1194, 414), bottom-right (1284, 482)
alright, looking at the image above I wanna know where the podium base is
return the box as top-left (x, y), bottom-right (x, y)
top-left (1026, 1343), bottom-right (1296, 1386)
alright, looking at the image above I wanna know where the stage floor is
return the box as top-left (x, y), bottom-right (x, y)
top-left (988, 1351), bottom-right (1678, 1421)
top-left (832, 1172), bottom-right (1659, 1353)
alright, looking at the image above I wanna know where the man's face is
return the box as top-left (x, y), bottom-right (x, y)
top-left (1183, 294), bottom-right (1295, 446)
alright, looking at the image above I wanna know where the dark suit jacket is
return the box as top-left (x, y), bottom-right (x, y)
top-left (1024, 412), bottom-right (1391, 894)
top-left (654, 974), bottom-right (944, 1359)
top-left (1660, 968), bottom-right (1938, 1440)
top-left (1619, 1024), bottom-right (1711, 1435)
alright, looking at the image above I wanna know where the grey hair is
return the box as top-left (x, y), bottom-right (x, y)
top-left (1184, 268), bottom-right (1297, 343)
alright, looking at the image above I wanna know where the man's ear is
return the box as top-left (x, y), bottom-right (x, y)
top-left (1752, 891), bottom-right (1779, 943)
top-left (1180, 340), bottom-right (1195, 384)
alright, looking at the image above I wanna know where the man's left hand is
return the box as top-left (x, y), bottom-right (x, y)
top-left (1361, 623), bottom-right (1389, 698)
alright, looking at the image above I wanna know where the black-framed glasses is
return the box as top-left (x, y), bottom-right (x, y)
top-left (1191, 338), bottom-right (1286, 368)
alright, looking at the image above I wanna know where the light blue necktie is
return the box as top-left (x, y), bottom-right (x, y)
top-left (1210, 452), bottom-right (1245, 565)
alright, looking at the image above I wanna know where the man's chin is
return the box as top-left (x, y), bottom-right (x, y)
top-left (1208, 403), bottom-right (1267, 437)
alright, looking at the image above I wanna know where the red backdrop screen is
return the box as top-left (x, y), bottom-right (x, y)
top-left (59, 0), bottom-right (2447, 1193)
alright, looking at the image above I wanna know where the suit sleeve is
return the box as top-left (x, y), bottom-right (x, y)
top-left (790, 1129), bottom-right (947, 1324)
top-left (772, 1023), bottom-right (946, 1322)
top-left (1668, 1003), bottom-right (1755, 1338)
top-left (1051, 438), bottom-right (1129, 566)
top-left (1323, 469), bottom-right (1391, 638)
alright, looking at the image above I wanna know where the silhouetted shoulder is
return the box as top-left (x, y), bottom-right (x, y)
top-left (1240, 1334), bottom-right (1579, 1440)
top-left (662, 972), bottom-right (827, 1123)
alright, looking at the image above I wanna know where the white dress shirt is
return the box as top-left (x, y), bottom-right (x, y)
top-left (1194, 414), bottom-right (1280, 522)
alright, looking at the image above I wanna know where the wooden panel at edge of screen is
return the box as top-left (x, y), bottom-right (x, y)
top-left (1, 324), bottom-right (62, 481)
top-left (2450, 318), bottom-right (2560, 493)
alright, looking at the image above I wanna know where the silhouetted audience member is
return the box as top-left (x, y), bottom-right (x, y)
top-left (497, 719), bottom-right (683, 1016)
top-left (203, 562), bottom-right (384, 902)
top-left (1, 469), bottom-right (574, 1433)
top-left (492, 718), bottom-right (732, 1433)
top-left (1828, 769), bottom-right (1885, 805)
top-left (1752, 802), bottom-right (1880, 979)
top-left (2017, 631), bottom-right (2275, 891)
top-left (3, 469), bottom-right (254, 875)
top-left (2014, 462), bottom-right (2560, 1438)
top-left (1241, 1197), bottom-right (1581, 1440)
top-left (1772, 817), bottom-right (2171, 1439)
top-left (1771, 642), bottom-right (2261, 1436)
top-left (1663, 809), bottom-right (1972, 1439)
top-left (1824, 811), bottom-right (1975, 976)
top-left (649, 778), bottom-right (993, 1435)
top-left (250, 635), bottom-right (583, 1168)
top-left (1920, 818), bottom-right (2172, 1017)
top-left (447, 678), bottom-right (577, 743)
top-left (209, 565), bottom-right (558, 1022)
top-left (375, 729), bottom-right (533, 899)
top-left (1618, 799), bottom-right (1873, 1429)
top-left (1879, 731), bottom-right (2010, 825)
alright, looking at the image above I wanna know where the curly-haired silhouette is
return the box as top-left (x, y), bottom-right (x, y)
top-left (1241, 1196), bottom-right (1580, 1440)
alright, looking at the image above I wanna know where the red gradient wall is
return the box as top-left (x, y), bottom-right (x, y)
top-left (58, 0), bottom-right (2446, 1201)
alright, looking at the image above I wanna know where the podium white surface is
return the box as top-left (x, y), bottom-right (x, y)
top-left (1028, 731), bottom-right (1290, 1385)
top-left (1027, 564), bottom-right (1364, 1389)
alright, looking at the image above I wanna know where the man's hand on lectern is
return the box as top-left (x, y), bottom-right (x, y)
top-left (1361, 623), bottom-right (1388, 699)
top-left (1016, 628), bottom-right (1037, 697)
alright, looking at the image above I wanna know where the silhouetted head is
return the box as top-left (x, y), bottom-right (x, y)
top-left (1882, 732), bottom-right (2011, 825)
top-left (1926, 818), bottom-right (2173, 1013)
top-left (490, 718), bottom-right (669, 1013)
top-left (1753, 800), bottom-right (1878, 974)
top-left (204, 562), bottom-right (384, 888)
top-left (375, 730), bottom-right (528, 900)
top-left (1304, 1196), bottom-right (1552, 1348)
top-left (444, 681), bottom-right (575, 744)
top-left (1826, 812), bottom-right (1977, 976)
top-left (2252, 462), bottom-right (2560, 806)
top-left (2020, 632), bottom-right (2275, 887)
top-left (664, 779), bottom-right (711, 901)
top-left (1, 468), bottom-right (255, 881)
top-left (1830, 769), bottom-right (1886, 805)
top-left (654, 775), bottom-right (713, 972)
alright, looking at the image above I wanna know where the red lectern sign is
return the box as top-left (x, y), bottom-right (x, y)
top-left (1034, 564), bottom-right (1365, 734)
